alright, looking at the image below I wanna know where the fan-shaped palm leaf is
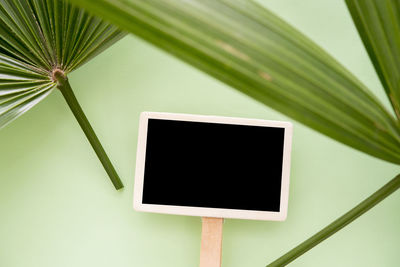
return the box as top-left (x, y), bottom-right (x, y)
top-left (0, 0), bottom-right (125, 189)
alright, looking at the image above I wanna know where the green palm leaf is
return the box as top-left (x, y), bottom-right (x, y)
top-left (0, 0), bottom-right (125, 189)
top-left (346, 0), bottom-right (400, 120)
top-left (66, 0), bottom-right (400, 265)
top-left (67, 0), bottom-right (400, 165)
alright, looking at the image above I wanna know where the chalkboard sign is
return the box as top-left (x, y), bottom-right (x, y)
top-left (133, 112), bottom-right (293, 221)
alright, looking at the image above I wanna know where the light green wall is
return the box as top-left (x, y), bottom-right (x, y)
top-left (0, 0), bottom-right (399, 266)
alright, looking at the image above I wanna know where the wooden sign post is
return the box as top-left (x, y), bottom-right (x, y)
top-left (200, 217), bottom-right (224, 267)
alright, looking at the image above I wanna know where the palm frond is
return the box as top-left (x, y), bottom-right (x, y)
top-left (0, 0), bottom-right (125, 189)
top-left (0, 0), bottom-right (124, 126)
top-left (67, 0), bottom-right (400, 165)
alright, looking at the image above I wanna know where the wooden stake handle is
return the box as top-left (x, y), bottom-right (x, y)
top-left (200, 217), bottom-right (224, 267)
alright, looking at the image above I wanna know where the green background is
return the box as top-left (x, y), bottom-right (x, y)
top-left (1, 0), bottom-right (399, 266)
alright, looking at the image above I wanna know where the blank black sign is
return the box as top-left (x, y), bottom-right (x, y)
top-left (142, 118), bottom-right (285, 212)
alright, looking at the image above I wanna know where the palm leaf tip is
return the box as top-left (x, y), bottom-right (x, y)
top-left (345, 0), bottom-right (400, 121)
top-left (0, 0), bottom-right (126, 189)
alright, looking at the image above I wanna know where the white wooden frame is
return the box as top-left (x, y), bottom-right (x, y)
top-left (133, 112), bottom-right (293, 221)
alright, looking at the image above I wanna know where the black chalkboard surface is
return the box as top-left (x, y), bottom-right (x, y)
top-left (134, 112), bottom-right (293, 221)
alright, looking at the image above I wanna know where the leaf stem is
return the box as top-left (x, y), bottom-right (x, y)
top-left (53, 69), bottom-right (123, 190)
top-left (266, 174), bottom-right (400, 267)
